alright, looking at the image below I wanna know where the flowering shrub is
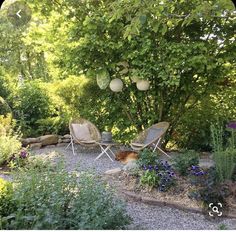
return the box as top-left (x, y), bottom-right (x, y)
top-left (140, 160), bottom-right (176, 192)
top-left (8, 148), bottom-right (29, 170)
top-left (172, 150), bottom-right (199, 176)
top-left (189, 165), bottom-right (207, 186)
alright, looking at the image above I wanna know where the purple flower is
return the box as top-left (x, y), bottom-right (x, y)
top-left (227, 121), bottom-right (236, 130)
top-left (20, 150), bottom-right (28, 159)
top-left (148, 165), bottom-right (153, 170)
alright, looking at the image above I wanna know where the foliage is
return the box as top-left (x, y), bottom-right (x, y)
top-left (210, 123), bottom-right (225, 152)
top-left (188, 167), bottom-right (228, 208)
top-left (0, 115), bottom-right (21, 166)
top-left (172, 150), bottom-right (199, 176)
top-left (58, 0), bottom-right (236, 147)
top-left (210, 122), bottom-right (236, 182)
top-left (0, 178), bottom-right (15, 218)
top-left (140, 160), bottom-right (176, 192)
top-left (8, 148), bottom-right (30, 170)
top-left (213, 149), bottom-right (236, 183)
top-left (172, 91), bottom-right (236, 151)
top-left (1, 165), bottom-right (130, 230)
top-left (140, 170), bottom-right (159, 189)
top-left (0, 0), bottom-right (236, 150)
top-left (137, 149), bottom-right (159, 167)
top-left (189, 165), bottom-right (207, 186)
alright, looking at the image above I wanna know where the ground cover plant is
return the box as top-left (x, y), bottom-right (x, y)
top-left (0, 164), bottom-right (131, 230)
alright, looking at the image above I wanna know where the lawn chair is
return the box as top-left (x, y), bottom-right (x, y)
top-left (131, 122), bottom-right (170, 157)
top-left (66, 118), bottom-right (101, 155)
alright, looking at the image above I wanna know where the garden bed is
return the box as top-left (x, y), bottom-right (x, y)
top-left (108, 171), bottom-right (236, 219)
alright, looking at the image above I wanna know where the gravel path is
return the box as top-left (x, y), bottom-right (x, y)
top-left (19, 146), bottom-right (236, 230)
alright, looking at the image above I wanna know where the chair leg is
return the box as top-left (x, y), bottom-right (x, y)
top-left (152, 138), bottom-right (170, 158)
top-left (66, 136), bottom-right (76, 156)
top-left (157, 146), bottom-right (171, 158)
top-left (65, 140), bottom-right (72, 150)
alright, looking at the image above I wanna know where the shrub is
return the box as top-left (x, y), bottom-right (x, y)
top-left (0, 178), bottom-right (15, 218)
top-left (137, 149), bottom-right (159, 167)
top-left (188, 167), bottom-right (230, 209)
top-left (172, 150), bottom-right (199, 176)
top-left (1, 165), bottom-right (130, 229)
top-left (0, 115), bottom-right (21, 166)
top-left (8, 148), bottom-right (30, 170)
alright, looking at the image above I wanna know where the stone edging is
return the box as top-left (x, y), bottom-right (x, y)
top-left (121, 190), bottom-right (236, 219)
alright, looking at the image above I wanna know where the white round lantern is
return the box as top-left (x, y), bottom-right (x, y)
top-left (109, 78), bottom-right (123, 92)
top-left (136, 80), bottom-right (150, 91)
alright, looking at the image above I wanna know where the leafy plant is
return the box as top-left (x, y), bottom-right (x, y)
top-left (140, 170), bottom-right (159, 189)
top-left (172, 150), bottom-right (199, 176)
top-left (8, 148), bottom-right (30, 170)
top-left (0, 115), bottom-right (21, 166)
top-left (213, 149), bottom-right (236, 183)
top-left (140, 160), bottom-right (176, 192)
top-left (1, 165), bottom-right (131, 230)
top-left (210, 123), bottom-right (225, 152)
top-left (0, 178), bottom-right (15, 218)
top-left (137, 149), bottom-right (159, 167)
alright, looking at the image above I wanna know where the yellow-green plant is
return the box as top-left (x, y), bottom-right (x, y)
top-left (0, 115), bottom-right (21, 165)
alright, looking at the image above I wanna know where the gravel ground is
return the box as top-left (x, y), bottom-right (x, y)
top-left (16, 146), bottom-right (236, 230)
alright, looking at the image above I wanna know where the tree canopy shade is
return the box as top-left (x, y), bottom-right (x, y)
top-left (0, 0), bottom-right (235, 149)
top-left (57, 0), bottom-right (236, 128)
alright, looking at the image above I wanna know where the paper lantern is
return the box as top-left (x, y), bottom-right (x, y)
top-left (96, 69), bottom-right (110, 89)
top-left (109, 78), bottom-right (123, 92)
top-left (136, 80), bottom-right (150, 91)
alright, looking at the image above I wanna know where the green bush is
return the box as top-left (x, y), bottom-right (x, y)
top-left (0, 178), bottom-right (15, 218)
top-left (137, 149), bottom-right (159, 167)
top-left (14, 80), bottom-right (73, 137)
top-left (0, 115), bottom-right (21, 166)
top-left (172, 150), bottom-right (199, 176)
top-left (1, 166), bottom-right (130, 229)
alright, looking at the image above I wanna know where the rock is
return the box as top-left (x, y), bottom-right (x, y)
top-left (58, 138), bottom-right (62, 143)
top-left (39, 135), bottom-right (59, 146)
top-left (63, 134), bottom-right (71, 139)
top-left (57, 143), bottom-right (69, 147)
top-left (123, 160), bottom-right (139, 172)
top-left (21, 137), bottom-right (40, 146)
top-left (29, 143), bottom-right (42, 149)
top-left (104, 168), bottom-right (122, 175)
top-left (61, 139), bottom-right (70, 143)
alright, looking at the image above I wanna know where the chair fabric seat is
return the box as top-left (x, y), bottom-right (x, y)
top-left (71, 123), bottom-right (91, 141)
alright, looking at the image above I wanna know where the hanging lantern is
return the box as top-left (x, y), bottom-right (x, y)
top-left (96, 69), bottom-right (110, 89)
top-left (136, 80), bottom-right (150, 91)
top-left (109, 78), bottom-right (123, 92)
top-left (131, 76), bottom-right (140, 83)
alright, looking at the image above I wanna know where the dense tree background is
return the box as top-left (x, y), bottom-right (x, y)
top-left (0, 0), bottom-right (235, 150)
